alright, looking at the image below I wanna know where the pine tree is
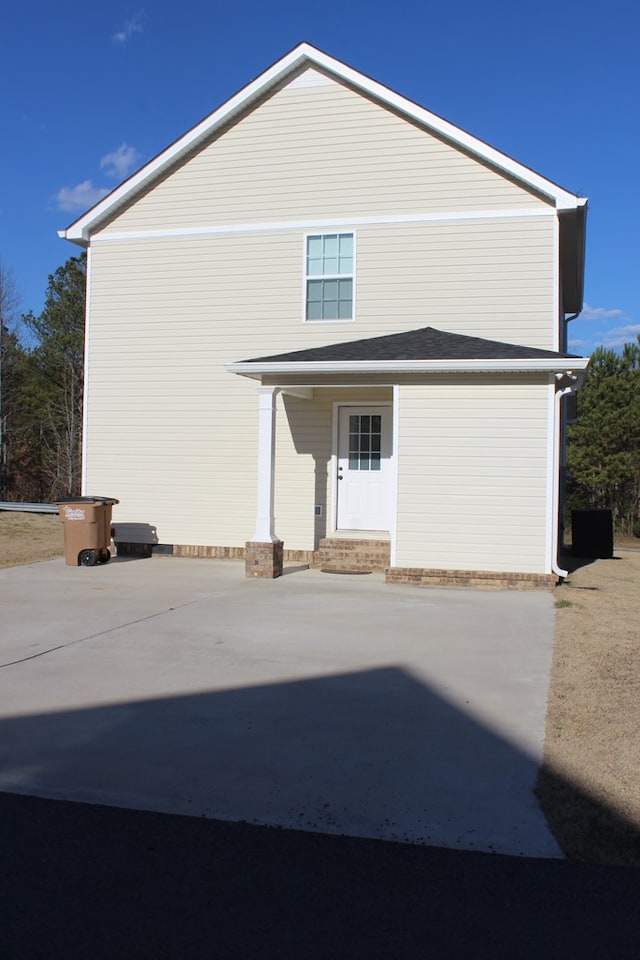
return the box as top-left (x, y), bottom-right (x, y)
top-left (567, 341), bottom-right (640, 533)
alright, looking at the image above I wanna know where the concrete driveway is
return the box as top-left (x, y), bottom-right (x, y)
top-left (0, 556), bottom-right (561, 857)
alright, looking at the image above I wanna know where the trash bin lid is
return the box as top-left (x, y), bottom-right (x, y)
top-left (56, 496), bottom-right (120, 505)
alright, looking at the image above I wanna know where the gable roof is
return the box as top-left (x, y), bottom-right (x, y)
top-left (227, 327), bottom-right (589, 377)
top-left (60, 42), bottom-right (587, 246)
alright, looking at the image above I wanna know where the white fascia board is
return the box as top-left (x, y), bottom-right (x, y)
top-left (226, 357), bottom-right (590, 377)
top-left (61, 43), bottom-right (585, 244)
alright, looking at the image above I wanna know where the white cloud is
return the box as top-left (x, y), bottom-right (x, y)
top-left (100, 143), bottom-right (141, 179)
top-left (600, 324), bottom-right (640, 350)
top-left (568, 339), bottom-right (585, 351)
top-left (56, 180), bottom-right (110, 212)
top-left (580, 303), bottom-right (626, 322)
top-left (112, 11), bottom-right (146, 46)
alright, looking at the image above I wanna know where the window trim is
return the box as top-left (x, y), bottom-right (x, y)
top-left (303, 230), bottom-right (356, 323)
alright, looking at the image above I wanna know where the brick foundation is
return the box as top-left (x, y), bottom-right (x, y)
top-left (385, 566), bottom-right (558, 591)
top-left (245, 540), bottom-right (284, 578)
top-left (174, 544), bottom-right (245, 560)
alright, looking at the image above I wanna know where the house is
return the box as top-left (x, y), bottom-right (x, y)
top-left (60, 42), bottom-right (588, 588)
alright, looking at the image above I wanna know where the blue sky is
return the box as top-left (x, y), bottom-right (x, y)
top-left (1, 1), bottom-right (638, 354)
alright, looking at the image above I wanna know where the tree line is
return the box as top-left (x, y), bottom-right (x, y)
top-left (566, 340), bottom-right (640, 535)
top-left (0, 253), bottom-right (85, 501)
top-left (1, 251), bottom-right (639, 533)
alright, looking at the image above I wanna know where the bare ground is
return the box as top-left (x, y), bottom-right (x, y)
top-left (1, 513), bottom-right (639, 864)
top-left (537, 546), bottom-right (640, 865)
top-left (0, 512), bottom-right (64, 568)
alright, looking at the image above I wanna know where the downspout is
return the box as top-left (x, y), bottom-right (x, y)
top-left (561, 311), bottom-right (580, 353)
top-left (551, 376), bottom-right (580, 578)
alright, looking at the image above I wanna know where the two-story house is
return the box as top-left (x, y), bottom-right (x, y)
top-left (60, 42), bottom-right (588, 587)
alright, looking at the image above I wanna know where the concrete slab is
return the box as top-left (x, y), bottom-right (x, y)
top-left (0, 556), bottom-right (562, 857)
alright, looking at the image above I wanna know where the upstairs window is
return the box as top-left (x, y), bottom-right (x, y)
top-left (305, 233), bottom-right (354, 321)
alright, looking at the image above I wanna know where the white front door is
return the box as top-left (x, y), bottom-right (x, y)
top-left (336, 405), bottom-right (392, 531)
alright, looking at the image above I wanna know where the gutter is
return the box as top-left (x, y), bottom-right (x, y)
top-left (226, 357), bottom-right (590, 378)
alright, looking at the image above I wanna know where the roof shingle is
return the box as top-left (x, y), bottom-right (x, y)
top-left (242, 327), bottom-right (582, 364)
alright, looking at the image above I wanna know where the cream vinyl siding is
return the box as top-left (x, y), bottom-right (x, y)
top-left (92, 213), bottom-right (556, 351)
top-left (395, 377), bottom-right (549, 573)
top-left (99, 75), bottom-right (548, 235)
top-left (274, 388), bottom-right (391, 549)
top-left (85, 234), bottom-right (398, 548)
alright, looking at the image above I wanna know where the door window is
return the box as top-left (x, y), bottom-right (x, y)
top-left (348, 414), bottom-right (381, 471)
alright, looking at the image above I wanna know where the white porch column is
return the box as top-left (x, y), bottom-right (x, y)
top-left (252, 386), bottom-right (281, 543)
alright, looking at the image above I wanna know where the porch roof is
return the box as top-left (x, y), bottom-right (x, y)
top-left (227, 327), bottom-right (589, 378)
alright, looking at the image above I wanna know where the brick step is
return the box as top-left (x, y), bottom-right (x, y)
top-left (318, 561), bottom-right (380, 574)
top-left (313, 551), bottom-right (390, 564)
top-left (312, 537), bottom-right (390, 573)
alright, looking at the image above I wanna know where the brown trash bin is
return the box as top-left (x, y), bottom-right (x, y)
top-left (56, 497), bottom-right (119, 567)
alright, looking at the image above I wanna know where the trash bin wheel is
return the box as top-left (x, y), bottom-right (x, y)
top-left (79, 549), bottom-right (98, 567)
top-left (97, 549), bottom-right (111, 564)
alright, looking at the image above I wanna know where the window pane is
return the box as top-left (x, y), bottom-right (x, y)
top-left (323, 279), bottom-right (338, 300)
top-left (338, 299), bottom-right (352, 319)
top-left (323, 300), bottom-right (338, 320)
top-left (361, 415), bottom-right (370, 432)
top-left (324, 235), bottom-right (338, 257)
top-left (370, 452), bottom-right (381, 471)
top-left (307, 236), bottom-right (322, 258)
top-left (371, 434), bottom-right (380, 452)
top-left (307, 280), bottom-right (322, 302)
top-left (360, 453), bottom-right (370, 470)
top-left (360, 435), bottom-right (370, 453)
top-left (372, 415), bottom-right (381, 432)
top-left (349, 416), bottom-right (359, 432)
top-left (307, 257), bottom-right (323, 276)
top-left (306, 300), bottom-right (322, 321)
top-left (323, 256), bottom-right (339, 274)
top-left (349, 455), bottom-right (359, 470)
top-left (339, 234), bottom-right (353, 257)
top-left (338, 255), bottom-right (352, 273)
top-left (338, 279), bottom-right (352, 298)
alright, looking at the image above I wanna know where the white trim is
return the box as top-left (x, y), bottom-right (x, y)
top-left (88, 207), bottom-right (555, 245)
top-left (285, 66), bottom-right (336, 89)
top-left (80, 247), bottom-right (92, 495)
top-left (227, 357), bottom-right (590, 377)
top-left (280, 386), bottom-right (314, 400)
top-left (545, 378), bottom-right (556, 575)
top-left (552, 213), bottom-right (560, 352)
top-left (390, 385), bottom-right (400, 567)
top-left (60, 42), bottom-right (585, 243)
top-left (251, 387), bottom-right (281, 542)
top-left (330, 402), bottom-right (340, 534)
top-left (551, 382), bottom-right (576, 578)
top-left (303, 230), bottom-right (356, 324)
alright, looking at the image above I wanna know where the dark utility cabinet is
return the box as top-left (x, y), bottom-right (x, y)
top-left (571, 508), bottom-right (614, 558)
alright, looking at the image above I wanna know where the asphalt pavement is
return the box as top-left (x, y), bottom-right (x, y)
top-left (2, 791), bottom-right (639, 960)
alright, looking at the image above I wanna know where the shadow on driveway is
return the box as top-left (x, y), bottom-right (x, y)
top-left (1, 666), bottom-right (558, 856)
top-left (2, 789), bottom-right (640, 960)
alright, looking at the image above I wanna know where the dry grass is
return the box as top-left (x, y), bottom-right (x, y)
top-left (2, 512), bottom-right (639, 863)
top-left (0, 512), bottom-right (64, 568)
top-left (537, 547), bottom-right (640, 865)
